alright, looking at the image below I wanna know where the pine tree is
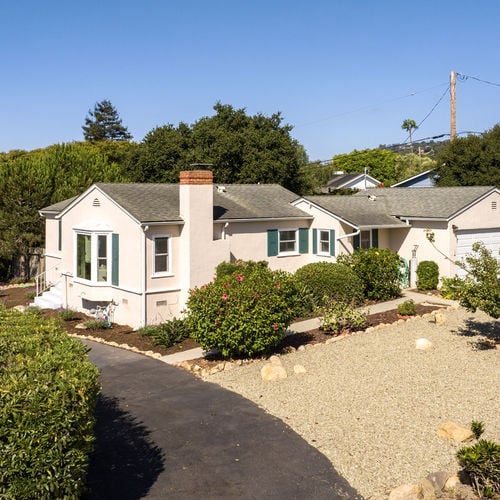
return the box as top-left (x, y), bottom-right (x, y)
top-left (82, 99), bottom-right (132, 141)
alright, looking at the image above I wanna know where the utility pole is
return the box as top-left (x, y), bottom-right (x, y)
top-left (450, 70), bottom-right (456, 141)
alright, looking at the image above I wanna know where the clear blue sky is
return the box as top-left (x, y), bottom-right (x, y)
top-left (1, 0), bottom-right (499, 161)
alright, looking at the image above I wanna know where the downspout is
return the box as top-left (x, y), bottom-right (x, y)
top-left (141, 225), bottom-right (149, 327)
top-left (336, 228), bottom-right (360, 241)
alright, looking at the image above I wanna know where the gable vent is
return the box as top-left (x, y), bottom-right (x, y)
top-left (92, 198), bottom-right (101, 207)
top-left (492, 201), bottom-right (497, 210)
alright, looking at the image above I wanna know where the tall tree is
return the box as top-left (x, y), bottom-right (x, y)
top-left (82, 99), bottom-right (132, 141)
top-left (0, 143), bottom-right (129, 279)
top-left (401, 118), bottom-right (418, 148)
top-left (434, 125), bottom-right (500, 187)
top-left (130, 103), bottom-right (309, 193)
top-left (331, 148), bottom-right (399, 186)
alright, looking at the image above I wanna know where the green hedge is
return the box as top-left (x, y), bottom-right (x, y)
top-left (338, 248), bottom-right (401, 301)
top-left (294, 262), bottom-right (364, 306)
top-left (0, 306), bottom-right (100, 499)
top-left (416, 260), bottom-right (439, 290)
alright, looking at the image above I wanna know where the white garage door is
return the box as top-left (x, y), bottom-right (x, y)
top-left (455, 228), bottom-right (500, 277)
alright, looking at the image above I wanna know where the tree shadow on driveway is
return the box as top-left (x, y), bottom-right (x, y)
top-left (83, 395), bottom-right (165, 500)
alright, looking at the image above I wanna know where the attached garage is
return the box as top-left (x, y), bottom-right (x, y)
top-left (455, 228), bottom-right (500, 277)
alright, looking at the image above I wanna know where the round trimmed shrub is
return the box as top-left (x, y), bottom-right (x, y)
top-left (338, 248), bottom-right (401, 301)
top-left (416, 260), bottom-right (439, 290)
top-left (294, 262), bottom-right (364, 306)
top-left (186, 264), bottom-right (301, 359)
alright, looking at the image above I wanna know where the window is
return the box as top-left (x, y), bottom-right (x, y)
top-left (279, 230), bottom-right (297, 253)
top-left (360, 230), bottom-right (371, 249)
top-left (319, 230), bottom-right (330, 254)
top-left (267, 229), bottom-right (308, 256)
top-left (353, 229), bottom-right (378, 250)
top-left (76, 232), bottom-right (112, 283)
top-left (153, 236), bottom-right (171, 275)
top-left (313, 228), bottom-right (335, 256)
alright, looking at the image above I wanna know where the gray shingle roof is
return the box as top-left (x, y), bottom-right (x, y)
top-left (41, 183), bottom-right (310, 223)
top-left (305, 195), bottom-right (407, 228)
top-left (354, 186), bottom-right (495, 219)
top-left (306, 186), bottom-right (496, 227)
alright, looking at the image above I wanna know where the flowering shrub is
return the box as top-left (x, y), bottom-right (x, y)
top-left (318, 299), bottom-right (367, 335)
top-left (186, 264), bottom-right (301, 358)
top-left (338, 248), bottom-right (401, 301)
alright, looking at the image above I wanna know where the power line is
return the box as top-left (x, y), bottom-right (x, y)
top-left (295, 82), bottom-right (449, 128)
top-left (402, 86), bottom-right (450, 144)
top-left (457, 73), bottom-right (500, 88)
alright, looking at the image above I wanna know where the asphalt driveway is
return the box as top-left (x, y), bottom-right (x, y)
top-left (83, 340), bottom-right (361, 499)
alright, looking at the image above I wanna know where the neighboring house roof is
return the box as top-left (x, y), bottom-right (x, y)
top-left (325, 172), bottom-right (381, 190)
top-left (41, 183), bottom-right (310, 223)
top-left (391, 169), bottom-right (436, 187)
top-left (303, 186), bottom-right (497, 228)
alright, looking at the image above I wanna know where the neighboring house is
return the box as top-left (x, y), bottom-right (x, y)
top-left (37, 170), bottom-right (499, 329)
top-left (321, 171), bottom-right (381, 193)
top-left (391, 169), bottom-right (437, 187)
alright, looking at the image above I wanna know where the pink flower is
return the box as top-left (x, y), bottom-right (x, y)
top-left (222, 293), bottom-right (229, 300)
top-left (275, 283), bottom-right (280, 289)
top-left (253, 295), bottom-right (259, 301)
top-left (237, 274), bottom-right (243, 282)
top-left (272, 324), bottom-right (279, 331)
top-left (201, 284), bottom-right (206, 289)
top-left (215, 320), bottom-right (220, 326)
top-left (224, 283), bottom-right (231, 288)
top-left (191, 290), bottom-right (197, 296)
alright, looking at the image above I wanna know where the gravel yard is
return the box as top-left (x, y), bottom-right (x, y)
top-left (206, 307), bottom-right (499, 499)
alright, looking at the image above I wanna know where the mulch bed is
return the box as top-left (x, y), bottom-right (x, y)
top-left (0, 284), bottom-right (447, 359)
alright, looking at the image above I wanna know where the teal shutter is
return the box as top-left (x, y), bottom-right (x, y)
top-left (112, 233), bottom-right (119, 286)
top-left (372, 229), bottom-right (379, 248)
top-left (312, 229), bottom-right (317, 254)
top-left (58, 220), bottom-right (62, 251)
top-left (329, 229), bottom-right (336, 256)
top-left (299, 228), bottom-right (309, 254)
top-left (353, 233), bottom-right (360, 250)
top-left (267, 230), bottom-right (278, 256)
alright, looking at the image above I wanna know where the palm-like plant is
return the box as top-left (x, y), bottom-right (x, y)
top-left (401, 118), bottom-right (419, 147)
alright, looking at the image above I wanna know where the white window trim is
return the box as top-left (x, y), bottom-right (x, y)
top-left (278, 228), bottom-right (299, 256)
top-left (152, 234), bottom-right (173, 277)
top-left (73, 230), bottom-right (112, 285)
top-left (316, 228), bottom-right (331, 256)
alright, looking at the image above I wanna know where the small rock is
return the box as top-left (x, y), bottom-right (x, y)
top-left (209, 367), bottom-right (220, 375)
top-left (293, 364), bottom-right (307, 375)
top-left (419, 478), bottom-right (436, 499)
top-left (178, 360), bottom-right (192, 371)
top-left (434, 312), bottom-right (446, 325)
top-left (75, 323), bottom-right (88, 330)
top-left (192, 364), bottom-right (202, 372)
top-left (365, 326), bottom-right (375, 333)
top-left (437, 422), bottom-right (474, 442)
top-left (261, 363), bottom-right (287, 381)
top-left (425, 471), bottom-right (452, 493)
top-left (297, 345), bottom-right (306, 351)
top-left (13, 305), bottom-right (27, 312)
top-left (388, 483), bottom-right (422, 499)
top-left (269, 355), bottom-right (282, 366)
top-left (416, 338), bottom-right (434, 350)
top-left (223, 361), bottom-right (235, 371)
top-left (282, 346), bottom-right (296, 353)
top-left (443, 473), bottom-right (461, 491)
